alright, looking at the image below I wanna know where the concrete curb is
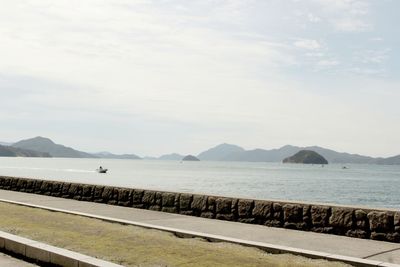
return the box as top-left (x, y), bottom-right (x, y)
top-left (0, 230), bottom-right (122, 267)
top-left (0, 198), bottom-right (398, 267)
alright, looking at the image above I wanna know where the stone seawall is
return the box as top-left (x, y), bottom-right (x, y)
top-left (0, 176), bottom-right (399, 243)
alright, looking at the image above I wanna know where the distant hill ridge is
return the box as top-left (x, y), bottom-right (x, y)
top-left (12, 137), bottom-right (96, 158)
top-left (197, 143), bottom-right (244, 161)
top-left (93, 151), bottom-right (141, 160)
top-left (0, 144), bottom-right (51, 157)
top-left (2, 136), bottom-right (400, 164)
top-left (196, 143), bottom-right (399, 165)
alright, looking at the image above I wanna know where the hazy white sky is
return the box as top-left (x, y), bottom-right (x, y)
top-left (0, 0), bottom-right (399, 157)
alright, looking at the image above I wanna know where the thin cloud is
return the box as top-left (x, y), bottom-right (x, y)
top-left (293, 39), bottom-right (322, 50)
top-left (333, 18), bottom-right (371, 32)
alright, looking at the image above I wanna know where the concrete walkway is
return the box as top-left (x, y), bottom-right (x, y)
top-left (0, 189), bottom-right (399, 266)
top-left (0, 252), bottom-right (37, 267)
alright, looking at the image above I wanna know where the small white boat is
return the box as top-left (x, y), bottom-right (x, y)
top-left (97, 167), bottom-right (108, 173)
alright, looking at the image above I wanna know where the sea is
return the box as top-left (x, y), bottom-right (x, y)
top-left (0, 157), bottom-right (399, 210)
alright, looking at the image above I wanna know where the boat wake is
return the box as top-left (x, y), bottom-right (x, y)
top-left (0, 166), bottom-right (95, 173)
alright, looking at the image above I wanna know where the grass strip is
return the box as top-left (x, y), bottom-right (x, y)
top-left (0, 202), bottom-right (349, 267)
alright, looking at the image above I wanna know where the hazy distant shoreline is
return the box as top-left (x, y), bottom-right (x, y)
top-left (1, 137), bottom-right (399, 165)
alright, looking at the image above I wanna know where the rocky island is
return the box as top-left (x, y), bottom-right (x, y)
top-left (283, 150), bottom-right (328, 164)
top-left (182, 155), bottom-right (200, 161)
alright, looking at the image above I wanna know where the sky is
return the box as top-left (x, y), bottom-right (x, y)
top-left (0, 0), bottom-right (399, 157)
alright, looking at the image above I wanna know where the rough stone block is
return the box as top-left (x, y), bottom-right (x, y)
top-left (155, 192), bottom-right (163, 206)
top-left (264, 203), bottom-right (283, 227)
top-left (50, 182), bottom-right (62, 197)
top-left (231, 199), bottom-right (239, 216)
top-left (132, 204), bottom-right (145, 209)
top-left (161, 192), bottom-right (177, 207)
top-left (149, 205), bottom-right (161, 211)
top-left (207, 196), bottom-right (216, 213)
top-left (252, 200), bottom-right (272, 222)
top-left (311, 205), bottom-right (330, 227)
top-left (216, 198), bottom-right (232, 214)
top-left (180, 210), bottom-right (194, 216)
top-left (355, 209), bottom-right (367, 220)
top-left (329, 207), bottom-right (354, 229)
top-left (238, 218), bottom-right (256, 224)
top-left (3, 177), bottom-right (12, 190)
top-left (191, 195), bottom-right (207, 213)
top-left (33, 180), bottom-right (43, 193)
top-left (346, 229), bottom-right (369, 239)
top-left (355, 209), bottom-right (368, 230)
top-left (107, 188), bottom-right (119, 205)
top-left (67, 184), bottom-right (79, 199)
top-left (60, 183), bottom-right (71, 198)
top-left (161, 207), bottom-right (178, 213)
top-left (142, 191), bottom-right (156, 207)
top-left (216, 214), bottom-right (234, 221)
top-left (283, 204), bottom-right (303, 223)
top-left (302, 205), bottom-right (311, 227)
top-left (200, 212), bottom-right (214, 219)
top-left (10, 178), bottom-right (19, 191)
top-left (179, 194), bottom-right (193, 211)
top-left (72, 184), bottom-right (83, 200)
top-left (16, 179), bottom-right (27, 191)
top-left (368, 211), bottom-right (393, 232)
top-left (283, 222), bottom-right (308, 230)
top-left (386, 232), bottom-right (400, 242)
top-left (265, 220), bottom-right (283, 228)
top-left (81, 185), bottom-right (94, 201)
top-left (272, 203), bottom-right (283, 221)
top-left (394, 212), bottom-right (400, 227)
top-left (40, 181), bottom-right (53, 195)
top-left (101, 186), bottom-right (113, 202)
top-left (93, 186), bottom-right (105, 202)
top-left (117, 188), bottom-right (132, 206)
top-left (238, 199), bottom-right (254, 218)
top-left (132, 189), bottom-right (144, 205)
top-left (25, 180), bottom-right (34, 193)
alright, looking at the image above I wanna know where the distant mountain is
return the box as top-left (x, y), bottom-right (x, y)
top-left (304, 146), bottom-right (374, 164)
top-left (373, 155), bottom-right (400, 165)
top-left (197, 143), bottom-right (245, 161)
top-left (182, 155), bottom-right (200, 161)
top-left (196, 143), bottom-right (399, 164)
top-left (0, 145), bottom-right (51, 157)
top-left (223, 145), bottom-right (300, 162)
top-left (283, 150), bottom-right (328, 164)
top-left (13, 137), bottom-right (96, 158)
top-left (93, 152), bottom-right (141, 160)
top-left (158, 153), bottom-right (184, 161)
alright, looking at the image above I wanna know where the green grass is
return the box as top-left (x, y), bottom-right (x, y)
top-left (0, 202), bottom-right (349, 267)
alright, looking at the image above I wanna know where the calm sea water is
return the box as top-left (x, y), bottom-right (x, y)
top-left (0, 157), bottom-right (399, 209)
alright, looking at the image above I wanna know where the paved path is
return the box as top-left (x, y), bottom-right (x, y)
top-left (0, 189), bottom-right (399, 266)
top-left (0, 252), bottom-right (37, 266)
